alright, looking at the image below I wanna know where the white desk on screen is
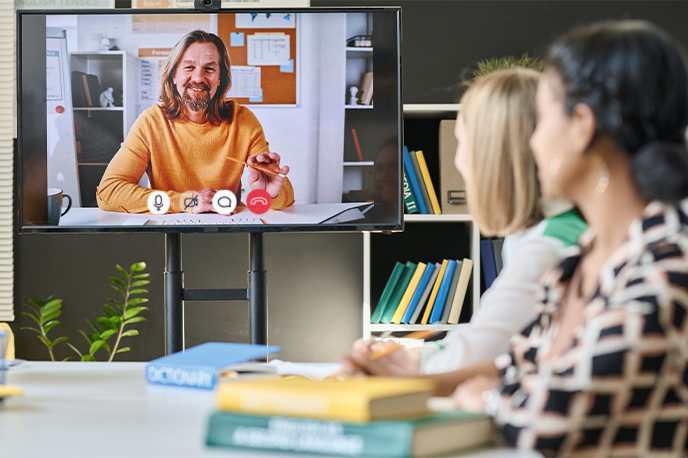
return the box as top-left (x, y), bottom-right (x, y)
top-left (58, 203), bottom-right (374, 227)
top-left (0, 362), bottom-right (544, 458)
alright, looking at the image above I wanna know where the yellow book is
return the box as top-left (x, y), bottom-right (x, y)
top-left (216, 376), bottom-right (433, 423)
top-left (0, 385), bottom-right (23, 398)
top-left (415, 150), bottom-right (442, 215)
top-left (391, 262), bottom-right (427, 324)
top-left (421, 259), bottom-right (448, 324)
top-left (447, 258), bottom-right (474, 324)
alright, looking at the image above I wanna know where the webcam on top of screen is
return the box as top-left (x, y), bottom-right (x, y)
top-left (194, 0), bottom-right (220, 11)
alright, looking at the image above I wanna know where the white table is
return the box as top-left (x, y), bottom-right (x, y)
top-left (0, 362), bottom-right (542, 458)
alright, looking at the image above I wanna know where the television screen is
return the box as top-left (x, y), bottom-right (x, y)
top-left (17, 7), bottom-right (402, 233)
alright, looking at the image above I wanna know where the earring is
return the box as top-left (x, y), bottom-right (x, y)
top-left (590, 152), bottom-right (609, 198)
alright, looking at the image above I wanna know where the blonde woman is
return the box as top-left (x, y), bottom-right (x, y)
top-left (344, 68), bottom-right (587, 376)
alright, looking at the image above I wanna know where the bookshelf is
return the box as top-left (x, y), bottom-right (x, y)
top-left (69, 51), bottom-right (137, 207)
top-left (362, 104), bottom-right (480, 339)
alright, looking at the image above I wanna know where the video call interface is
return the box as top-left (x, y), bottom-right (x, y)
top-left (18, 9), bottom-right (402, 231)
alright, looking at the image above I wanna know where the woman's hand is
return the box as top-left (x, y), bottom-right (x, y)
top-left (247, 152), bottom-right (289, 198)
top-left (337, 338), bottom-right (421, 377)
top-left (452, 374), bottom-right (500, 412)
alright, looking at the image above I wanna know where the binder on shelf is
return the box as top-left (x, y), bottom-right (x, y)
top-left (420, 259), bottom-right (448, 324)
top-left (401, 263), bottom-right (437, 324)
top-left (403, 168), bottom-right (420, 214)
top-left (480, 240), bottom-right (498, 290)
top-left (415, 150), bottom-right (442, 215)
top-left (447, 259), bottom-right (473, 324)
top-left (391, 263), bottom-right (427, 324)
top-left (71, 70), bottom-right (87, 107)
top-left (409, 262), bottom-right (441, 324)
top-left (429, 260), bottom-right (457, 323)
top-left (359, 72), bottom-right (374, 105)
top-left (380, 262), bottom-right (417, 324)
top-left (403, 147), bottom-right (428, 214)
top-left (409, 150), bottom-right (432, 214)
top-left (439, 119), bottom-right (469, 214)
top-left (492, 238), bottom-right (504, 275)
top-left (82, 73), bottom-right (101, 107)
top-left (371, 262), bottom-right (405, 324)
top-left (439, 260), bottom-right (462, 324)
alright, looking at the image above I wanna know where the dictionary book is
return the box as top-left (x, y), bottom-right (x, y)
top-left (145, 342), bottom-right (280, 390)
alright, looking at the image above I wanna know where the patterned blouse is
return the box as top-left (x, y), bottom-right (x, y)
top-left (492, 201), bottom-right (688, 457)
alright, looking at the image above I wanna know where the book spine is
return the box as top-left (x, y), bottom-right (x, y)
top-left (391, 262), bottom-right (427, 324)
top-left (447, 259), bottom-right (473, 324)
top-left (409, 262), bottom-right (440, 324)
top-left (429, 260), bottom-right (457, 323)
top-left (415, 150), bottom-right (442, 214)
top-left (207, 413), bottom-right (413, 458)
top-left (480, 240), bottom-right (498, 289)
top-left (439, 260), bottom-right (462, 324)
top-left (402, 168), bottom-right (420, 214)
top-left (370, 262), bottom-right (405, 324)
top-left (401, 263), bottom-right (435, 324)
top-left (421, 259), bottom-right (448, 324)
top-left (380, 261), bottom-right (416, 324)
top-left (409, 150), bottom-right (432, 214)
top-left (403, 147), bottom-right (428, 214)
top-left (145, 363), bottom-right (216, 389)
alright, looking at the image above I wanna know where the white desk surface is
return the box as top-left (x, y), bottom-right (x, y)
top-left (59, 203), bottom-right (372, 227)
top-left (0, 362), bottom-right (543, 458)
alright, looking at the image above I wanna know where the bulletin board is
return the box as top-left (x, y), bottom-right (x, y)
top-left (218, 13), bottom-right (297, 105)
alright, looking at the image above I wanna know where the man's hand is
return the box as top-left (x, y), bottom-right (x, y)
top-left (247, 152), bottom-right (289, 198)
top-left (337, 338), bottom-right (421, 377)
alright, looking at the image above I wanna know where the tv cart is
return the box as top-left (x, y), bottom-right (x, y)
top-left (163, 232), bottom-right (267, 354)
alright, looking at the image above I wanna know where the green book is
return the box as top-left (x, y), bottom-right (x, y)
top-left (206, 410), bottom-right (495, 458)
top-left (380, 261), bottom-right (417, 324)
top-left (371, 262), bottom-right (406, 323)
top-left (403, 168), bottom-right (420, 214)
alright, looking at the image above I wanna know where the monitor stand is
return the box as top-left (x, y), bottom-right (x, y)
top-left (163, 232), bottom-right (267, 355)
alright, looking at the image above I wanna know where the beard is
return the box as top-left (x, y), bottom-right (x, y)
top-left (181, 82), bottom-right (211, 112)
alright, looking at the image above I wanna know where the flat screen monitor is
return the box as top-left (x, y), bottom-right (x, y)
top-left (17, 7), bottom-right (402, 233)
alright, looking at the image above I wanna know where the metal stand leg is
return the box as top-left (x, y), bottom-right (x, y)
top-left (164, 233), bottom-right (183, 354)
top-left (249, 232), bottom-right (267, 345)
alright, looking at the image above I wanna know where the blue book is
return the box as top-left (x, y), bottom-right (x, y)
top-left (401, 263), bottom-right (436, 324)
top-left (403, 146), bottom-right (428, 214)
top-left (481, 239), bottom-right (498, 289)
top-left (145, 342), bottom-right (280, 390)
top-left (429, 260), bottom-right (457, 323)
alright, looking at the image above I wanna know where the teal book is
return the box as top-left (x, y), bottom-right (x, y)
top-left (403, 146), bottom-right (427, 214)
top-left (371, 262), bottom-right (406, 323)
top-left (380, 261), bottom-right (417, 324)
top-left (428, 259), bottom-right (457, 324)
top-left (145, 342), bottom-right (280, 390)
top-left (403, 168), bottom-right (420, 214)
top-left (206, 410), bottom-right (495, 458)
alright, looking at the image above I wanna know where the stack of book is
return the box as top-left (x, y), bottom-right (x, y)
top-left (403, 146), bottom-right (442, 215)
top-left (371, 259), bottom-right (473, 325)
top-left (205, 376), bottom-right (495, 457)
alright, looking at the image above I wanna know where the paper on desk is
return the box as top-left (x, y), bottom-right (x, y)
top-left (267, 359), bottom-right (342, 380)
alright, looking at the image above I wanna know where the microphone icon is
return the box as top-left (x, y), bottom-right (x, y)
top-left (154, 194), bottom-right (164, 211)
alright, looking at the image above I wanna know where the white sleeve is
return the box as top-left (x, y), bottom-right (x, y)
top-left (421, 232), bottom-right (568, 374)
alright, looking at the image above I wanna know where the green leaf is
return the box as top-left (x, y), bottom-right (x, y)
top-left (103, 305), bottom-right (119, 317)
top-left (127, 298), bottom-right (149, 306)
top-left (116, 264), bottom-right (130, 279)
top-left (132, 273), bottom-right (150, 279)
top-left (108, 284), bottom-right (126, 297)
top-left (43, 320), bottom-right (60, 334)
top-left (86, 319), bottom-right (100, 333)
top-left (21, 311), bottom-right (41, 326)
top-left (110, 277), bottom-right (128, 288)
top-left (28, 298), bottom-right (44, 308)
top-left (109, 316), bottom-right (122, 328)
top-left (41, 310), bottom-right (61, 323)
top-left (115, 347), bottom-right (131, 354)
top-left (108, 298), bottom-right (124, 311)
top-left (124, 317), bottom-right (146, 325)
top-left (62, 356), bottom-right (72, 362)
top-left (102, 340), bottom-right (111, 354)
top-left (128, 289), bottom-right (149, 295)
top-left (100, 329), bottom-right (116, 340)
top-left (67, 343), bottom-right (83, 357)
top-left (82, 355), bottom-right (96, 362)
top-left (130, 280), bottom-right (150, 288)
top-left (79, 330), bottom-right (93, 344)
top-left (87, 333), bottom-right (100, 343)
top-left (130, 262), bottom-right (146, 273)
top-left (37, 335), bottom-right (51, 348)
top-left (89, 340), bottom-right (105, 355)
top-left (51, 336), bottom-right (68, 346)
top-left (121, 329), bottom-right (139, 338)
top-left (20, 326), bottom-right (41, 334)
top-left (124, 306), bottom-right (148, 320)
top-left (42, 299), bottom-right (62, 316)
top-left (97, 316), bottom-right (116, 331)
top-left (24, 303), bottom-right (41, 317)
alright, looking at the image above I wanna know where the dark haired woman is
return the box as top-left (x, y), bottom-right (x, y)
top-left (398, 20), bottom-right (688, 457)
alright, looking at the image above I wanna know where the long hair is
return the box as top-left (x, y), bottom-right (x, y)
top-left (159, 29), bottom-right (234, 124)
top-left (461, 68), bottom-right (544, 236)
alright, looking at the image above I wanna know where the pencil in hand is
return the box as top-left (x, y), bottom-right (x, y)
top-left (221, 154), bottom-right (286, 177)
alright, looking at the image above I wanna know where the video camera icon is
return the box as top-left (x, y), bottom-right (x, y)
top-left (212, 190), bottom-right (237, 215)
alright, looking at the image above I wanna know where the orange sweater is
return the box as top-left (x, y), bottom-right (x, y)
top-left (96, 103), bottom-right (294, 214)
